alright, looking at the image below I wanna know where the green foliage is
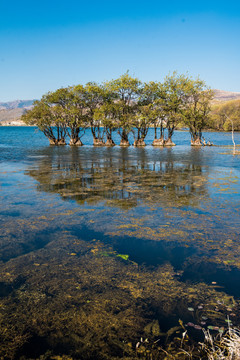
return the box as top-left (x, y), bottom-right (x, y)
top-left (210, 100), bottom-right (240, 131)
top-left (155, 72), bottom-right (191, 141)
top-left (104, 72), bottom-right (142, 143)
top-left (46, 86), bottom-right (87, 144)
top-left (93, 102), bottom-right (119, 143)
top-left (22, 72), bottom-right (214, 146)
top-left (84, 82), bottom-right (110, 141)
top-left (22, 94), bottom-right (67, 145)
top-left (132, 81), bottom-right (161, 143)
top-left (182, 78), bottom-right (213, 142)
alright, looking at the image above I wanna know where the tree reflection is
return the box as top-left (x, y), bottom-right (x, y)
top-left (26, 147), bottom-right (208, 209)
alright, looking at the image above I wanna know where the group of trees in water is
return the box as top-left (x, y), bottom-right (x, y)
top-left (22, 72), bottom-right (213, 147)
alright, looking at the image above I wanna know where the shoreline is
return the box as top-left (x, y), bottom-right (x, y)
top-left (1, 123), bottom-right (240, 135)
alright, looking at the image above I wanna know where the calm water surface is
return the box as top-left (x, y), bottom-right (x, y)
top-left (0, 127), bottom-right (240, 359)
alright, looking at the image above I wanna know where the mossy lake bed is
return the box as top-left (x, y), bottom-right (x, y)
top-left (0, 127), bottom-right (240, 359)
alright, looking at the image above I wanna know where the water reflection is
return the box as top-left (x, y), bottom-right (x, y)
top-left (24, 147), bottom-right (240, 276)
top-left (26, 147), bottom-right (208, 209)
top-left (1, 144), bottom-right (240, 359)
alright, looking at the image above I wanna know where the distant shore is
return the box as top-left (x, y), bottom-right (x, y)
top-left (1, 122), bottom-right (240, 134)
top-left (0, 120), bottom-right (26, 126)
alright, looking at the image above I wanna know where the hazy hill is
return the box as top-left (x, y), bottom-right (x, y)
top-left (0, 100), bottom-right (36, 125)
top-left (0, 100), bottom-right (35, 110)
top-left (212, 89), bottom-right (240, 103)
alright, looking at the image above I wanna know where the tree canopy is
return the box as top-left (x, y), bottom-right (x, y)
top-left (22, 72), bottom-right (214, 146)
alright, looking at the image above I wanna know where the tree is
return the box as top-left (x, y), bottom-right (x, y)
top-left (22, 94), bottom-right (67, 145)
top-left (183, 79), bottom-right (213, 145)
top-left (93, 102), bottom-right (118, 146)
top-left (22, 72), bottom-right (215, 148)
top-left (47, 86), bottom-right (87, 146)
top-left (218, 100), bottom-right (240, 132)
top-left (208, 103), bottom-right (226, 131)
top-left (209, 99), bottom-right (240, 153)
top-left (84, 82), bottom-right (110, 146)
top-left (104, 72), bottom-right (142, 146)
top-left (132, 81), bottom-right (160, 146)
top-left (156, 73), bottom-right (190, 146)
top-left (140, 81), bottom-right (165, 146)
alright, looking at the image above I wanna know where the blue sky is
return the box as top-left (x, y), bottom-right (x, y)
top-left (0, 0), bottom-right (239, 101)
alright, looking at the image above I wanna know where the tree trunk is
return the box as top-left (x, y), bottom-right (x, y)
top-left (160, 123), bottom-right (164, 138)
top-left (69, 137), bottom-right (83, 146)
top-left (105, 129), bottom-right (115, 146)
top-left (48, 138), bottom-right (66, 145)
top-left (93, 137), bottom-right (105, 146)
top-left (231, 119), bottom-right (236, 155)
top-left (120, 129), bottom-right (130, 146)
top-left (120, 139), bottom-right (130, 146)
top-left (191, 137), bottom-right (202, 146)
top-left (105, 138), bottom-right (115, 146)
top-left (164, 137), bottom-right (176, 146)
top-left (57, 138), bottom-right (66, 145)
top-left (152, 136), bottom-right (164, 146)
top-left (48, 139), bottom-right (56, 145)
top-left (133, 138), bottom-right (146, 147)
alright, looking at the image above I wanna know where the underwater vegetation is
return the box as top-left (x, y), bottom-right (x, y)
top-left (0, 233), bottom-right (239, 359)
top-left (25, 147), bottom-right (240, 269)
top-left (0, 138), bottom-right (240, 359)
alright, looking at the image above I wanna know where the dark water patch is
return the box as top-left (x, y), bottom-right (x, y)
top-left (70, 224), bottom-right (196, 269)
top-left (16, 333), bottom-right (107, 360)
top-left (1, 230), bottom-right (54, 263)
top-left (0, 282), bottom-right (13, 298)
top-left (0, 209), bottom-right (21, 217)
top-left (0, 276), bottom-right (26, 298)
top-left (113, 238), bottom-right (196, 269)
top-left (1, 182), bottom-right (12, 187)
top-left (71, 224), bottom-right (240, 302)
top-left (181, 261), bottom-right (240, 298)
top-left (16, 335), bottom-right (50, 360)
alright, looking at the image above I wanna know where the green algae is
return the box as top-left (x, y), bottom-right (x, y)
top-left (116, 254), bottom-right (129, 261)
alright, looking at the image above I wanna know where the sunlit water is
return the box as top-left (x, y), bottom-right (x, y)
top-left (0, 127), bottom-right (240, 359)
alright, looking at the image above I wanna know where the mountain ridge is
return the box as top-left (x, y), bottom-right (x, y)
top-left (212, 89), bottom-right (240, 102)
top-left (0, 99), bottom-right (36, 110)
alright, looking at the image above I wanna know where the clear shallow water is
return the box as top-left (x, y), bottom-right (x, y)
top-left (0, 127), bottom-right (240, 359)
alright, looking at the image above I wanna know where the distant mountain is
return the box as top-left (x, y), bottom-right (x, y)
top-left (212, 89), bottom-right (240, 103)
top-left (0, 99), bottom-right (36, 110)
top-left (0, 100), bottom-right (37, 125)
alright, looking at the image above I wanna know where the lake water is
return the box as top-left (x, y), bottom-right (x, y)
top-left (0, 127), bottom-right (240, 359)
